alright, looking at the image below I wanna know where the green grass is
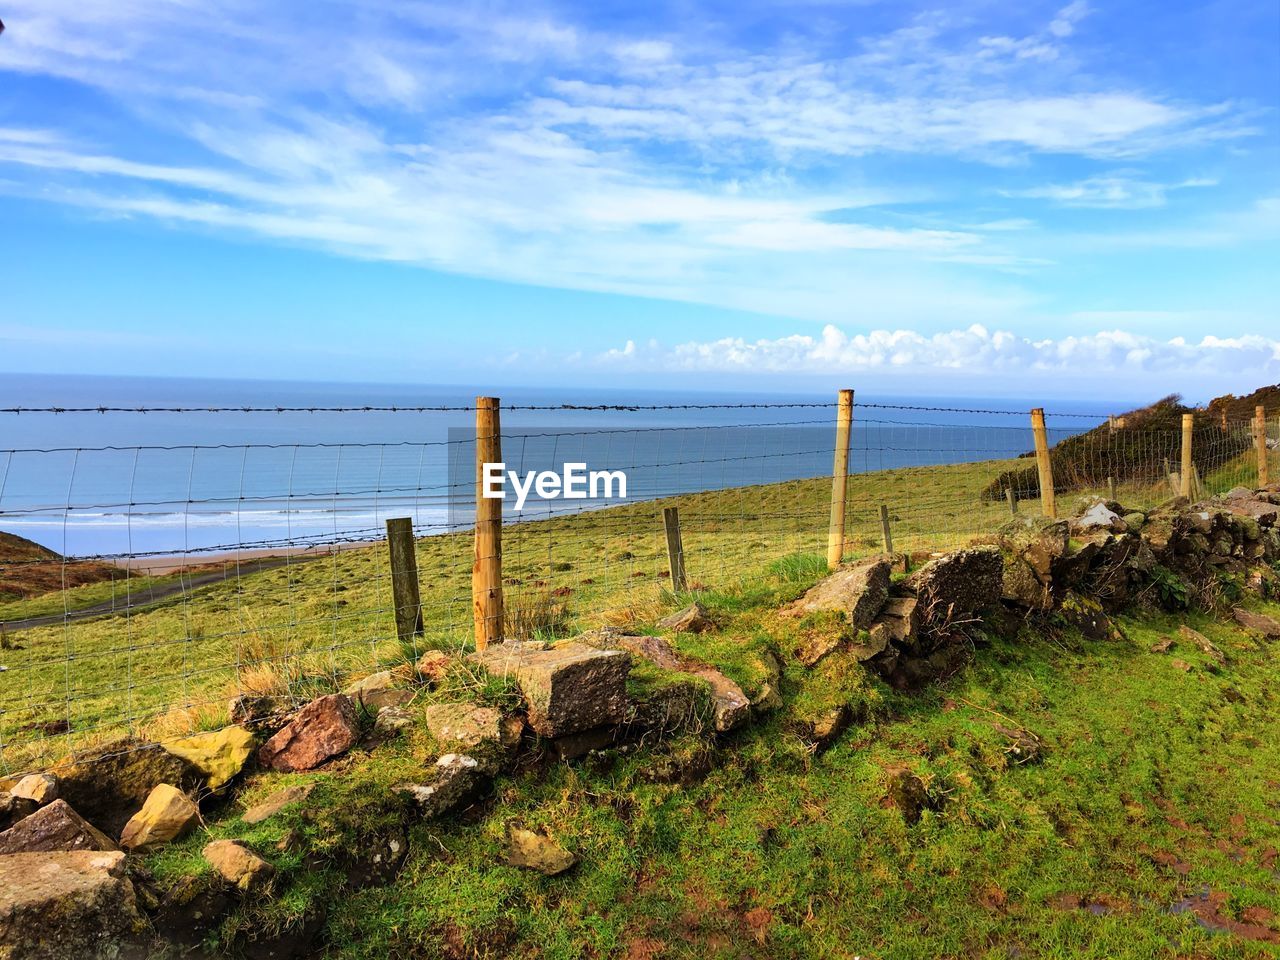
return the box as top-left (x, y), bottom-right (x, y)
top-left (140, 583), bottom-right (1280, 959)
top-left (3, 452), bottom-right (1278, 956)
top-left (0, 570), bottom-right (194, 622)
top-left (0, 453), bottom-right (1264, 773)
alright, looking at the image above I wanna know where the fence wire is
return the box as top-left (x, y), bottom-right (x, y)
top-left (0, 400), bottom-right (1275, 776)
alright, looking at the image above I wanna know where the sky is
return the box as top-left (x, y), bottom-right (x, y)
top-left (0, 0), bottom-right (1277, 401)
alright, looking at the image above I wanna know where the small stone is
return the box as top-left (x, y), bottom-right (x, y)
top-left (415, 650), bottom-right (453, 686)
top-left (0, 851), bottom-right (141, 960)
top-left (162, 725), bottom-right (256, 791)
top-left (1232, 607), bottom-right (1280, 638)
top-left (256, 694), bottom-right (360, 772)
top-left (750, 680), bottom-right (783, 714)
top-left (0, 791), bottom-right (38, 831)
top-left (1178, 625), bottom-right (1226, 666)
top-left (10, 774), bottom-right (58, 807)
top-left (0, 799), bottom-right (118, 854)
top-left (1150, 636), bottom-right (1175, 653)
top-left (343, 670), bottom-right (414, 713)
top-left (242, 783), bottom-right (315, 825)
top-left (275, 829), bottom-right (304, 853)
top-left (119, 784), bottom-right (200, 851)
top-left (374, 706), bottom-right (415, 736)
top-left (810, 706), bottom-right (850, 747)
top-left (656, 602), bottom-right (713, 634)
top-left (1170, 658), bottom-right (1193, 672)
top-left (396, 754), bottom-right (486, 820)
top-left (202, 840), bottom-right (274, 893)
top-left (505, 826), bottom-right (577, 875)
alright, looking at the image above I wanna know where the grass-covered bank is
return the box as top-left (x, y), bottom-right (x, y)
top-left (4, 452), bottom-right (1280, 957)
top-left (137, 569), bottom-right (1280, 959)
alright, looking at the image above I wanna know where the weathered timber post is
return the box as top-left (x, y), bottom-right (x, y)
top-left (1107, 476), bottom-right (1117, 502)
top-left (473, 396), bottom-right (504, 649)
top-left (386, 517), bottom-right (423, 642)
top-left (1256, 405), bottom-right (1270, 487)
top-left (663, 506), bottom-right (687, 593)
top-left (826, 389), bottom-right (855, 570)
top-left (1030, 408), bottom-right (1056, 519)
top-left (878, 504), bottom-right (894, 556)
top-left (1006, 487), bottom-right (1018, 516)
top-left (1180, 413), bottom-right (1194, 499)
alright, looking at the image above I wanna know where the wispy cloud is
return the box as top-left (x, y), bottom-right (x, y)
top-left (1003, 174), bottom-right (1218, 208)
top-left (593, 324), bottom-right (1280, 376)
top-left (0, 0), bottom-right (1271, 336)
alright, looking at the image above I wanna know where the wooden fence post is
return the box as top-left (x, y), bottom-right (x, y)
top-left (1006, 488), bottom-right (1018, 516)
top-left (1030, 408), bottom-right (1056, 519)
top-left (1180, 413), bottom-right (1194, 499)
top-left (1256, 405), bottom-right (1270, 487)
top-left (878, 504), bottom-right (894, 556)
top-left (1107, 476), bottom-right (1117, 502)
top-left (663, 506), bottom-right (687, 593)
top-left (473, 396), bottom-right (504, 650)
top-left (826, 389), bottom-right (855, 570)
top-left (386, 517), bottom-right (423, 643)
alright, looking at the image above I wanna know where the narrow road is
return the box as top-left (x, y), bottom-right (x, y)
top-left (1, 556), bottom-right (306, 632)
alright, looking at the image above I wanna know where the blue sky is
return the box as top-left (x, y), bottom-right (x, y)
top-left (0, 0), bottom-right (1277, 400)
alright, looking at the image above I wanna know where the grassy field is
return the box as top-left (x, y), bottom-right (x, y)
top-left (0, 449), bottom-right (1269, 775)
top-left (3, 452), bottom-right (1279, 956)
top-left (140, 567), bottom-right (1280, 959)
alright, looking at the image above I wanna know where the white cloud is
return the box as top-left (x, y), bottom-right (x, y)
top-left (1004, 174), bottom-right (1218, 208)
top-left (1048, 1), bottom-right (1092, 39)
top-left (592, 324), bottom-right (1280, 375)
top-left (0, 0), bottom-right (1266, 331)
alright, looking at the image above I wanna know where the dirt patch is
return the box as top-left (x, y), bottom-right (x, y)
top-left (1149, 851), bottom-right (1192, 875)
top-left (1170, 889), bottom-right (1279, 943)
top-left (1050, 893), bottom-right (1129, 915)
top-left (625, 938), bottom-right (667, 960)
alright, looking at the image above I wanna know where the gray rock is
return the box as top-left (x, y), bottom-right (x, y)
top-left (792, 557), bottom-right (891, 629)
top-left (397, 754), bottom-right (487, 820)
top-left (0, 851), bottom-right (142, 960)
top-left (1071, 500), bottom-right (1127, 534)
top-left (424, 703), bottom-right (503, 751)
top-left (1178, 625), bottom-right (1225, 666)
top-left (0, 799), bottom-right (118, 854)
top-left (374, 705), bottom-right (415, 736)
top-left (470, 641), bottom-right (630, 738)
top-left (243, 783), bottom-right (315, 825)
top-left (906, 547), bottom-right (1004, 624)
top-left (1233, 607), bottom-right (1280, 637)
top-left (656, 602), bottom-right (713, 633)
top-left (343, 670), bottom-right (414, 713)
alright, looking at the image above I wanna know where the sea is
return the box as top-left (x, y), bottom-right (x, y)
top-left (0, 375), bottom-right (1115, 559)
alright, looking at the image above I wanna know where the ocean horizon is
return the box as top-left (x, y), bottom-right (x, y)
top-left (0, 373), bottom-right (1116, 558)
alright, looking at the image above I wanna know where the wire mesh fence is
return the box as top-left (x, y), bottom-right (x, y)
top-left (0, 396), bottom-right (1275, 776)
